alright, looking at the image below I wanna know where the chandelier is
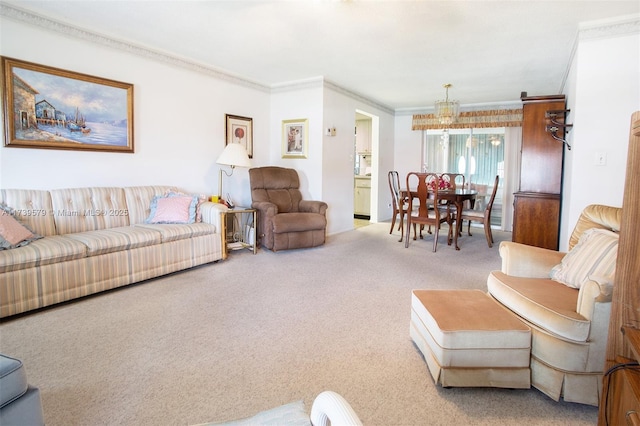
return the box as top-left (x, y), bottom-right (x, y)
top-left (435, 84), bottom-right (459, 126)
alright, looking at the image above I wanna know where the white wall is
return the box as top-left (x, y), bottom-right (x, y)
top-left (268, 81), bottom-right (324, 210)
top-left (0, 18), bottom-right (270, 197)
top-left (561, 17), bottom-right (640, 250)
top-left (322, 86), bottom-right (395, 235)
top-left (393, 113), bottom-right (424, 188)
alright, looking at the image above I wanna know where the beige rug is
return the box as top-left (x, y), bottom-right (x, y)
top-left (0, 223), bottom-right (598, 425)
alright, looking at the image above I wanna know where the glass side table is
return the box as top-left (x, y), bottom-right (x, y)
top-left (221, 206), bottom-right (257, 259)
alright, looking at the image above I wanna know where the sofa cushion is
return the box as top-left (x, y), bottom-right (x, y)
top-left (123, 186), bottom-right (179, 225)
top-left (65, 226), bottom-right (163, 256)
top-left (272, 213), bottom-right (326, 233)
top-left (550, 228), bottom-right (618, 289)
top-left (0, 189), bottom-right (56, 237)
top-left (487, 271), bottom-right (590, 342)
top-left (50, 187), bottom-right (130, 234)
top-left (0, 235), bottom-right (87, 273)
top-left (135, 223), bottom-right (217, 243)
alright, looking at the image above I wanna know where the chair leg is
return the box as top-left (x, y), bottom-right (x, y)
top-left (398, 213), bottom-right (404, 242)
top-left (432, 224), bottom-right (439, 252)
top-left (484, 217), bottom-right (493, 248)
top-left (467, 219), bottom-right (473, 236)
top-left (389, 208), bottom-right (397, 234)
top-left (405, 219), bottom-right (412, 248)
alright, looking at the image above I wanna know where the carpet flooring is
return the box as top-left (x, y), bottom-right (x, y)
top-left (0, 223), bottom-right (598, 425)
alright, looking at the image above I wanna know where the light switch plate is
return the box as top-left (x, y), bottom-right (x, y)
top-left (595, 152), bottom-right (607, 166)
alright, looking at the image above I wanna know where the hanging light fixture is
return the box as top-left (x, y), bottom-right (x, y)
top-left (435, 83), bottom-right (460, 126)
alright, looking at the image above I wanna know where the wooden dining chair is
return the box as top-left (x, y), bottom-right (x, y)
top-left (440, 173), bottom-right (465, 190)
top-left (387, 171), bottom-right (408, 242)
top-left (438, 172), bottom-right (470, 216)
top-left (405, 172), bottom-right (451, 252)
top-left (455, 175), bottom-right (500, 247)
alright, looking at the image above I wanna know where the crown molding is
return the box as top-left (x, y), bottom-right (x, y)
top-left (270, 76), bottom-right (325, 92)
top-left (0, 2), bottom-right (271, 93)
top-left (579, 13), bottom-right (640, 41)
top-left (1, 2), bottom-right (397, 113)
top-left (323, 79), bottom-right (395, 115)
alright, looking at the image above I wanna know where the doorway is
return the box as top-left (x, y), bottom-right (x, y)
top-left (354, 110), bottom-right (379, 227)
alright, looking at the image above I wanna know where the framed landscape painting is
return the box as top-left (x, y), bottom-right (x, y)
top-left (225, 114), bottom-right (253, 158)
top-left (1, 56), bottom-right (134, 153)
top-left (282, 118), bottom-right (308, 159)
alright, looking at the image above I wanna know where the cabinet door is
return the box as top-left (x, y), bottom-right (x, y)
top-left (355, 119), bottom-right (371, 153)
top-left (520, 96), bottom-right (566, 194)
top-left (354, 179), bottom-right (371, 215)
top-left (603, 360), bottom-right (640, 426)
top-left (512, 192), bottom-right (560, 250)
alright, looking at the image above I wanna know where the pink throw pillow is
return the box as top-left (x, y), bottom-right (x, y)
top-left (149, 196), bottom-right (193, 223)
top-left (0, 214), bottom-right (37, 245)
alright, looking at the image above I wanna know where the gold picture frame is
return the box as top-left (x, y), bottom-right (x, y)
top-left (225, 114), bottom-right (253, 158)
top-left (282, 118), bottom-right (308, 159)
top-left (1, 56), bottom-right (134, 153)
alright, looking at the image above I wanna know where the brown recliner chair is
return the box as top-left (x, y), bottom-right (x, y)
top-left (249, 166), bottom-right (328, 251)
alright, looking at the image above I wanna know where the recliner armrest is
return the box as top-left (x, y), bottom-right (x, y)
top-left (499, 241), bottom-right (566, 278)
top-left (299, 200), bottom-right (328, 215)
top-left (251, 201), bottom-right (277, 217)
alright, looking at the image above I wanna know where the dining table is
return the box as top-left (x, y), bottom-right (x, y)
top-left (403, 188), bottom-right (478, 250)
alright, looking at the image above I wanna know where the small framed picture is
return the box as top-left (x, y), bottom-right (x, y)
top-left (282, 118), bottom-right (308, 159)
top-left (225, 114), bottom-right (253, 158)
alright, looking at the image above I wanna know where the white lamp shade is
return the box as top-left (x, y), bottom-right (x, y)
top-left (216, 143), bottom-right (252, 168)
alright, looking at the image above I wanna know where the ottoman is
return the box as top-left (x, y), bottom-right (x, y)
top-left (410, 289), bottom-right (532, 388)
top-left (0, 354), bottom-right (44, 426)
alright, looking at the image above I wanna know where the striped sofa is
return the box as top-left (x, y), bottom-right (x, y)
top-left (0, 186), bottom-right (224, 318)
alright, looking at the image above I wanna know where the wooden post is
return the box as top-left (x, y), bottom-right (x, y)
top-left (598, 111), bottom-right (640, 424)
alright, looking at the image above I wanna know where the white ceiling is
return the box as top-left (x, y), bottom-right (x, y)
top-left (3, 1), bottom-right (639, 110)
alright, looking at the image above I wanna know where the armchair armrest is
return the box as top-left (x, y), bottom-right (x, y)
top-left (577, 277), bottom-right (613, 371)
top-left (499, 241), bottom-right (566, 278)
top-left (199, 202), bottom-right (227, 232)
top-left (299, 200), bottom-right (328, 215)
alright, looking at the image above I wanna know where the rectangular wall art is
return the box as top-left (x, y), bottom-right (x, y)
top-left (282, 118), bottom-right (308, 159)
top-left (1, 56), bottom-right (134, 153)
top-left (225, 114), bottom-right (253, 158)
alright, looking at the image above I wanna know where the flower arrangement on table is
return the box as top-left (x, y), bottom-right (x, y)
top-left (427, 177), bottom-right (452, 191)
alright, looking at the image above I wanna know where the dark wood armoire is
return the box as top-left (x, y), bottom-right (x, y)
top-left (512, 94), bottom-right (567, 250)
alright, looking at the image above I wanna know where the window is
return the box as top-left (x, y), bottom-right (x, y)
top-left (423, 128), bottom-right (505, 226)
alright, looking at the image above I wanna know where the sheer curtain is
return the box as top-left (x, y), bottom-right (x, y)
top-left (422, 127), bottom-right (522, 232)
top-left (502, 126), bottom-right (522, 231)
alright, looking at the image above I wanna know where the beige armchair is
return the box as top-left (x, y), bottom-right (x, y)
top-left (249, 166), bottom-right (328, 252)
top-left (487, 204), bottom-right (622, 406)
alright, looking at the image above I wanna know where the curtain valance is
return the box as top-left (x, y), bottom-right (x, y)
top-left (412, 109), bottom-right (523, 130)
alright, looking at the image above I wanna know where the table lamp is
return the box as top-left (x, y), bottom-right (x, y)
top-left (216, 142), bottom-right (252, 203)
